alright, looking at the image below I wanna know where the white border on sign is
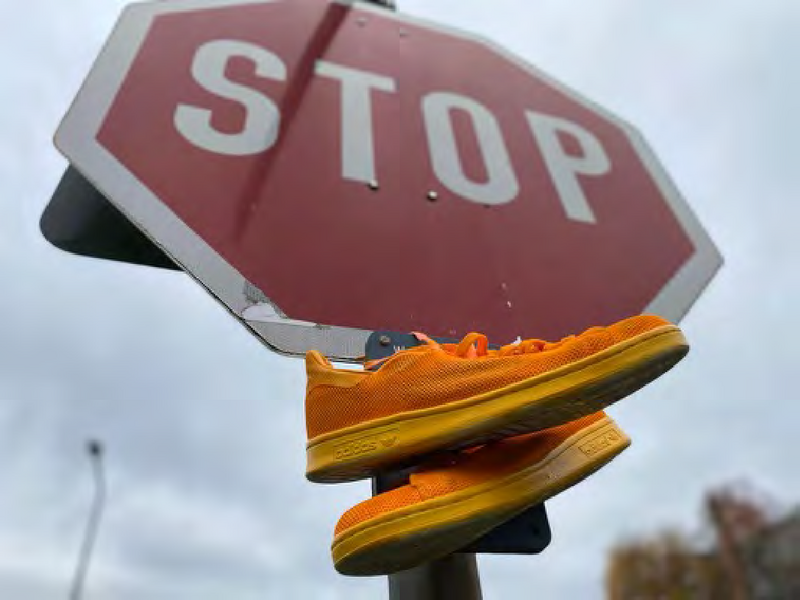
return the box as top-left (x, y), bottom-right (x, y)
top-left (55, 0), bottom-right (721, 361)
top-left (56, 0), bottom-right (376, 361)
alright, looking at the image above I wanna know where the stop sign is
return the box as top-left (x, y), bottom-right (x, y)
top-left (56, 0), bottom-right (720, 359)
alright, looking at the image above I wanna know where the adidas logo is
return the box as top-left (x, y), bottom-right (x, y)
top-left (334, 429), bottom-right (399, 461)
top-left (579, 431), bottom-right (621, 457)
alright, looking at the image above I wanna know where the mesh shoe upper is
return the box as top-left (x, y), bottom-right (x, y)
top-left (307, 315), bottom-right (670, 440)
top-left (334, 412), bottom-right (607, 536)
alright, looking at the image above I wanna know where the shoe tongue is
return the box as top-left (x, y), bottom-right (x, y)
top-left (411, 332), bottom-right (439, 347)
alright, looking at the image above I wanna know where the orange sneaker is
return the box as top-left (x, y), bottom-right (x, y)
top-left (305, 315), bottom-right (687, 483)
top-left (332, 412), bottom-right (630, 576)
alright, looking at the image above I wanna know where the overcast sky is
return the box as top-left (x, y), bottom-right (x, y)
top-left (2, 0), bottom-right (800, 598)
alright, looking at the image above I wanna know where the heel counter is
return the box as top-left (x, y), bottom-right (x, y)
top-left (305, 352), bottom-right (369, 440)
top-left (306, 350), bottom-right (332, 391)
top-left (306, 352), bottom-right (368, 390)
top-left (305, 351), bottom-right (330, 440)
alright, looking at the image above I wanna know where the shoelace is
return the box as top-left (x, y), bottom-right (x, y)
top-left (363, 326), bottom-right (605, 369)
top-left (417, 331), bottom-right (592, 358)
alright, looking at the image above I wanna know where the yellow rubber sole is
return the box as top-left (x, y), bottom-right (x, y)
top-left (332, 417), bottom-right (630, 576)
top-left (307, 325), bottom-right (686, 483)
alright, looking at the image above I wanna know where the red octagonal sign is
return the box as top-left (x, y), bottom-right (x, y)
top-left (56, 0), bottom-right (721, 360)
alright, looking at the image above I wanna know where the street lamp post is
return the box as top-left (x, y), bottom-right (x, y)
top-left (69, 439), bottom-right (107, 600)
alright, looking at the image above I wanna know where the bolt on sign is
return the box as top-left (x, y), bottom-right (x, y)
top-left (55, 0), bottom-right (721, 360)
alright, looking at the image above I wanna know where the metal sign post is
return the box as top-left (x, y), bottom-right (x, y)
top-left (387, 555), bottom-right (482, 600)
